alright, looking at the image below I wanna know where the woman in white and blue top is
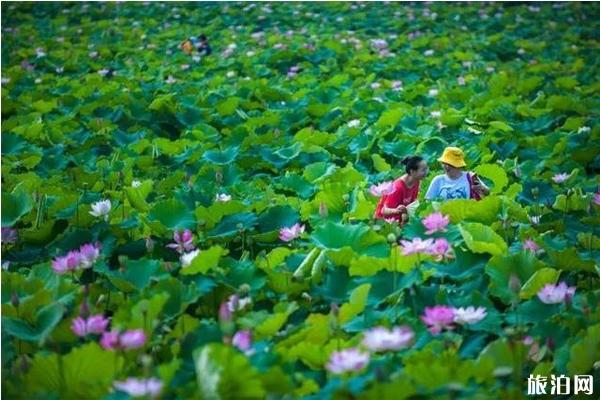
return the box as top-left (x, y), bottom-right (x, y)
top-left (425, 147), bottom-right (490, 201)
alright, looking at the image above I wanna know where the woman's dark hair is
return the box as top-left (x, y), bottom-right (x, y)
top-left (400, 155), bottom-right (424, 173)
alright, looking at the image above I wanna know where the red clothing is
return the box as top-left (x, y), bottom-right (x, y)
top-left (374, 178), bottom-right (420, 221)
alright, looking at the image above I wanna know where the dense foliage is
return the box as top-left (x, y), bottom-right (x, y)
top-left (2, 2), bottom-right (600, 399)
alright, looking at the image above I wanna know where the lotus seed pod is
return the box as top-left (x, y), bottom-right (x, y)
top-left (387, 233), bottom-right (397, 243)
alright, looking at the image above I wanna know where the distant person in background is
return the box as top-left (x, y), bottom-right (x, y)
top-left (180, 33), bottom-right (212, 56)
top-left (197, 34), bottom-right (212, 56)
top-left (425, 147), bottom-right (489, 201)
top-left (374, 155), bottom-right (429, 225)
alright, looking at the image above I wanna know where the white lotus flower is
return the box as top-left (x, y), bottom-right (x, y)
top-left (453, 307), bottom-right (487, 325)
top-left (180, 249), bottom-right (200, 268)
top-left (90, 200), bottom-right (111, 220)
top-left (347, 119), bottom-right (361, 128)
top-left (215, 193), bottom-right (232, 202)
top-left (132, 180), bottom-right (142, 188)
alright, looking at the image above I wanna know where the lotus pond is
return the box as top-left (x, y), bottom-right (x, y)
top-left (1, 2), bottom-right (600, 399)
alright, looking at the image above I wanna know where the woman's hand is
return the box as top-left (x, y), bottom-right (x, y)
top-left (471, 177), bottom-right (490, 196)
top-left (395, 205), bottom-right (407, 214)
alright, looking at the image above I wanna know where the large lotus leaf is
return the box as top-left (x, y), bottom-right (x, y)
top-left (566, 324), bottom-right (600, 375)
top-left (440, 196), bottom-right (502, 224)
top-left (148, 199), bottom-right (196, 230)
top-left (124, 180), bottom-right (153, 212)
top-left (256, 205), bottom-right (299, 233)
top-left (194, 343), bottom-right (265, 399)
top-left (207, 212), bottom-right (258, 238)
top-left (485, 252), bottom-right (546, 304)
top-left (2, 302), bottom-right (64, 344)
top-left (473, 164), bottom-right (508, 194)
top-left (181, 246), bottom-right (226, 275)
top-left (203, 146), bottom-right (240, 165)
top-left (2, 187), bottom-right (33, 227)
top-left (311, 221), bottom-right (388, 257)
top-left (459, 222), bottom-right (508, 256)
top-left (98, 258), bottom-right (161, 292)
top-left (24, 343), bottom-right (124, 399)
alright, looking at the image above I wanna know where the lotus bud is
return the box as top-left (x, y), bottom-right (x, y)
top-left (546, 337), bottom-right (555, 351)
top-left (79, 299), bottom-right (90, 318)
top-left (319, 202), bottom-right (328, 218)
top-left (330, 302), bottom-right (339, 318)
top-left (10, 292), bottom-right (19, 309)
top-left (96, 294), bottom-right (106, 307)
top-left (145, 237), bottom-right (155, 253)
top-left (140, 354), bottom-right (152, 368)
top-left (215, 170), bottom-right (223, 184)
top-left (342, 193), bottom-right (350, 202)
top-left (387, 233), bottom-right (397, 244)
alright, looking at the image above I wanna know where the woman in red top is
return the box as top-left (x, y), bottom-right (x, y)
top-left (374, 155), bottom-right (429, 224)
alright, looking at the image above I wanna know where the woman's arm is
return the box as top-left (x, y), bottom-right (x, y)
top-left (381, 204), bottom-right (406, 216)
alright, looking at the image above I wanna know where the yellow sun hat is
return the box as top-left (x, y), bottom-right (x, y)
top-left (437, 147), bottom-right (467, 168)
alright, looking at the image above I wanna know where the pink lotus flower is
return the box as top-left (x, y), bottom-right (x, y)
top-left (391, 80), bottom-right (403, 91)
top-left (452, 307), bottom-right (487, 325)
top-left (552, 173), bottom-right (570, 184)
top-left (232, 330), bottom-right (252, 352)
top-left (362, 326), bottom-right (414, 352)
top-left (71, 314), bottom-right (110, 337)
top-left (100, 330), bottom-right (120, 350)
top-left (86, 314), bottom-right (110, 333)
top-left (78, 243), bottom-right (101, 268)
top-left (167, 229), bottom-right (195, 254)
top-left (279, 223), bottom-right (305, 242)
top-left (165, 75), bottom-right (176, 84)
top-left (400, 237), bottom-right (434, 256)
top-left (98, 69), bottom-right (110, 77)
top-left (71, 317), bottom-right (87, 337)
top-left (427, 238), bottom-right (454, 260)
top-left (119, 329), bottom-right (146, 349)
top-left (457, 76), bottom-right (466, 86)
top-left (370, 82), bottom-right (381, 90)
top-left (593, 193), bottom-right (600, 206)
top-left (51, 255), bottom-right (71, 274)
top-left (100, 329), bottom-right (146, 350)
top-left (537, 282), bottom-right (576, 304)
top-left (523, 239), bottom-right (541, 253)
top-left (421, 305), bottom-right (455, 335)
top-left (422, 212), bottom-right (450, 234)
top-left (114, 377), bottom-right (163, 398)
top-left (369, 181), bottom-right (394, 197)
top-left (326, 348), bottom-right (370, 374)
